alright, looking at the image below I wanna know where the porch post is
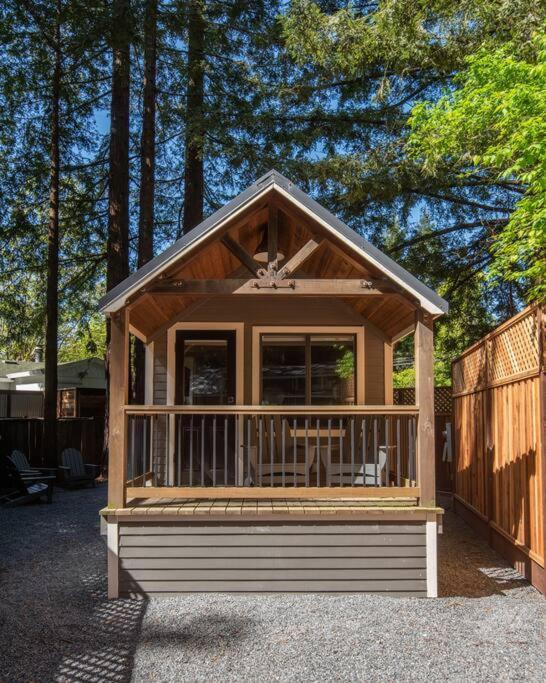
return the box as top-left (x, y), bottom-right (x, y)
top-left (108, 308), bottom-right (129, 508)
top-left (415, 309), bottom-right (435, 507)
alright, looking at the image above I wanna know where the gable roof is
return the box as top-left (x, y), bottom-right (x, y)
top-left (99, 170), bottom-right (448, 316)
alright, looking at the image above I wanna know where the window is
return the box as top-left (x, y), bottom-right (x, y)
top-left (182, 339), bottom-right (228, 405)
top-left (261, 333), bottom-right (356, 405)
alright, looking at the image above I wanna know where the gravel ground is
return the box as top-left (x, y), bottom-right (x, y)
top-left (0, 487), bottom-right (544, 683)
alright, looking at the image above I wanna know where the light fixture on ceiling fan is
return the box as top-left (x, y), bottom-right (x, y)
top-left (253, 227), bottom-right (285, 263)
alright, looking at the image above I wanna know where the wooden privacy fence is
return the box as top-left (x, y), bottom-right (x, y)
top-left (394, 386), bottom-right (453, 492)
top-left (0, 391), bottom-right (43, 417)
top-left (452, 304), bottom-right (545, 593)
top-left (0, 417), bottom-right (103, 469)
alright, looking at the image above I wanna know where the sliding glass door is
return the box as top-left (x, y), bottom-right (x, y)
top-left (261, 333), bottom-right (356, 405)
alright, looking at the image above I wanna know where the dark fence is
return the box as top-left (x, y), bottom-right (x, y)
top-left (0, 417), bottom-right (103, 469)
top-left (0, 391), bottom-right (43, 418)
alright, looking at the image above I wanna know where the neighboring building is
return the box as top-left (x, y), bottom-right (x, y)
top-left (0, 358), bottom-right (105, 418)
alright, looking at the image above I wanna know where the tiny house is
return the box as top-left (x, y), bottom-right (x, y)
top-left (99, 171), bottom-right (448, 598)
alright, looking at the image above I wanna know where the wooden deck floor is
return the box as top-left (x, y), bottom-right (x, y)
top-left (101, 496), bottom-right (445, 521)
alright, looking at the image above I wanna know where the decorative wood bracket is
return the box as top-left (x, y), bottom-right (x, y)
top-left (251, 278), bottom-right (296, 289)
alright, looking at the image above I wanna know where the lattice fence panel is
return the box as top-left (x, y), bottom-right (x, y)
top-left (452, 342), bottom-right (487, 394)
top-left (394, 386), bottom-right (452, 415)
top-left (487, 309), bottom-right (539, 384)
top-left (394, 388), bottom-right (415, 406)
top-left (434, 387), bottom-right (452, 414)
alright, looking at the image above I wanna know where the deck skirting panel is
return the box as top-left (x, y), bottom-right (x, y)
top-left (114, 520), bottom-right (429, 596)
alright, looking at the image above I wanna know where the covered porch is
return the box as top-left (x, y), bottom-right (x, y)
top-left (101, 171), bottom-right (446, 597)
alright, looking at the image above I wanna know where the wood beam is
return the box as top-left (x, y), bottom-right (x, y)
top-left (108, 309), bottom-right (129, 509)
top-left (415, 309), bottom-right (435, 507)
top-left (324, 239), bottom-right (420, 307)
top-left (221, 235), bottom-right (261, 277)
top-left (278, 238), bottom-right (322, 278)
top-left (148, 278), bottom-right (397, 296)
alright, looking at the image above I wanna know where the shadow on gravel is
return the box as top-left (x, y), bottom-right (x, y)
top-left (438, 508), bottom-right (530, 599)
top-left (0, 486), bottom-right (149, 683)
top-left (137, 614), bottom-right (254, 650)
top-left (53, 581), bottom-right (149, 683)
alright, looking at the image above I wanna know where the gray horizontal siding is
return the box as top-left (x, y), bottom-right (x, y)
top-left (120, 557), bottom-right (425, 569)
top-left (120, 545), bottom-right (426, 559)
top-left (118, 521), bottom-right (427, 596)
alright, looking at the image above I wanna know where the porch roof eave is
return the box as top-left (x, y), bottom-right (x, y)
top-left (98, 170), bottom-right (448, 318)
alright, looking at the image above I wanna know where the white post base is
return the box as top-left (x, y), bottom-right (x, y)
top-left (107, 519), bottom-right (119, 599)
top-left (426, 517), bottom-right (438, 598)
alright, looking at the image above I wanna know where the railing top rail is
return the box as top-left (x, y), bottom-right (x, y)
top-left (123, 404), bottom-right (419, 416)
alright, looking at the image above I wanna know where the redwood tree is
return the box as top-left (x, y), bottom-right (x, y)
top-left (134, 0), bottom-right (157, 403)
top-left (182, 0), bottom-right (205, 233)
top-left (105, 0), bottom-right (131, 462)
top-left (43, 0), bottom-right (62, 465)
top-left (107, 0), bottom-right (131, 292)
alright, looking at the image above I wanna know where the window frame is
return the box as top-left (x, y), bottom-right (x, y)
top-left (252, 326), bottom-right (365, 406)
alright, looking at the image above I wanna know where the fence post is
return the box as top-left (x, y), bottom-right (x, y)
top-left (415, 309), bottom-right (435, 507)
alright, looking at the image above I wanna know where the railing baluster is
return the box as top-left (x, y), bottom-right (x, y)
top-left (373, 417), bottom-right (378, 487)
top-left (142, 417), bottom-right (147, 480)
top-left (281, 417), bottom-right (286, 487)
top-left (339, 418), bottom-right (343, 487)
top-left (130, 417), bottom-right (135, 482)
top-left (293, 418), bottom-right (297, 488)
top-left (200, 415), bottom-right (205, 487)
top-left (305, 417), bottom-right (309, 487)
top-left (189, 415), bottom-right (193, 487)
top-left (316, 418), bottom-right (320, 487)
top-left (247, 416), bottom-right (251, 486)
top-left (166, 414), bottom-right (169, 487)
top-left (362, 417), bottom-right (366, 487)
top-left (224, 416), bottom-right (228, 486)
top-left (411, 417), bottom-right (416, 483)
top-left (234, 414), bottom-right (239, 487)
top-left (327, 418), bottom-right (332, 487)
top-left (384, 416), bottom-right (389, 487)
top-left (350, 416), bottom-right (355, 487)
top-left (177, 415), bottom-right (182, 486)
top-left (259, 416), bottom-right (263, 486)
top-left (212, 415), bottom-right (217, 487)
top-left (270, 416), bottom-right (274, 487)
top-left (396, 417), bottom-right (401, 487)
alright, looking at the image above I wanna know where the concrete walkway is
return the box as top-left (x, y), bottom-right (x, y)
top-left (0, 487), bottom-right (544, 682)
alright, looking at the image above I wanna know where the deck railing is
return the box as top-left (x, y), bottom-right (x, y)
top-left (124, 406), bottom-right (418, 497)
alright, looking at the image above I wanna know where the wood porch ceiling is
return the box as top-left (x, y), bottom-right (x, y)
top-left (127, 191), bottom-right (416, 341)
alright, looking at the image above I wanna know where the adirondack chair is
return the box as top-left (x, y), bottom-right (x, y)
top-left (9, 450), bottom-right (57, 478)
top-left (59, 448), bottom-right (99, 488)
top-left (245, 415), bottom-right (315, 486)
top-left (325, 445), bottom-right (388, 486)
top-left (0, 455), bottom-right (54, 506)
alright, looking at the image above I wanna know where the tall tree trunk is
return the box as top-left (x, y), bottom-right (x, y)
top-left (43, 0), bottom-right (62, 467)
top-left (107, 0), bottom-right (131, 291)
top-left (134, 0), bottom-right (157, 404)
top-left (183, 0), bottom-right (205, 233)
top-left (104, 0), bottom-right (131, 468)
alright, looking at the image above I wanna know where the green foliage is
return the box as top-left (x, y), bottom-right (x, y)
top-left (335, 348), bottom-right (355, 380)
top-left (58, 313), bottom-right (106, 362)
top-left (393, 367), bottom-right (414, 388)
top-left (281, 0), bottom-right (545, 363)
top-left (408, 31), bottom-right (546, 301)
top-left (0, 1), bottom-right (109, 360)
